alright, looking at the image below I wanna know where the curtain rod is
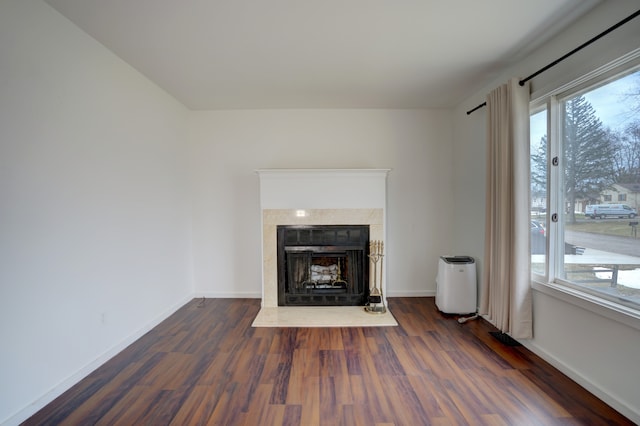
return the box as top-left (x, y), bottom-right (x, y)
top-left (466, 8), bottom-right (640, 115)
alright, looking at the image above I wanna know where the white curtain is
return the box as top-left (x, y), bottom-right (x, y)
top-left (480, 77), bottom-right (533, 339)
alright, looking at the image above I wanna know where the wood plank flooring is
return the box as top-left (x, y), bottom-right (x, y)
top-left (24, 298), bottom-right (633, 425)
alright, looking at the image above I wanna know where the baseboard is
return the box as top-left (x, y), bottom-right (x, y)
top-left (4, 293), bottom-right (194, 426)
top-left (195, 291), bottom-right (262, 298)
top-left (521, 340), bottom-right (640, 424)
top-left (387, 290), bottom-right (436, 297)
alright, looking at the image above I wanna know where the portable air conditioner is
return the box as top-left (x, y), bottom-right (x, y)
top-left (435, 256), bottom-right (477, 314)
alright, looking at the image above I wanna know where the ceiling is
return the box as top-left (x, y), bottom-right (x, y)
top-left (44, 0), bottom-right (600, 110)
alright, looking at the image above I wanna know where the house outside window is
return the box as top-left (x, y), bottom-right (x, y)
top-left (530, 58), bottom-right (640, 313)
top-left (600, 183), bottom-right (640, 210)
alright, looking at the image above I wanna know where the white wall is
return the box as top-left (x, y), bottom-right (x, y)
top-left (8, 0), bottom-right (638, 423)
top-left (0, 2), bottom-right (192, 424)
top-left (188, 109), bottom-right (454, 298)
top-left (451, 1), bottom-right (640, 422)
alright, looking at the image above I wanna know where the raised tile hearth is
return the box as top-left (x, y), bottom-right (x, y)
top-left (252, 306), bottom-right (397, 327)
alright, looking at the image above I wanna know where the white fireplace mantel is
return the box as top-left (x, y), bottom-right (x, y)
top-left (256, 168), bottom-right (390, 307)
top-left (256, 168), bottom-right (390, 210)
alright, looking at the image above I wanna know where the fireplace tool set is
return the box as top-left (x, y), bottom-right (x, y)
top-left (365, 240), bottom-right (387, 314)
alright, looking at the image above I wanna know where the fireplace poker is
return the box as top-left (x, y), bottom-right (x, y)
top-left (365, 240), bottom-right (387, 314)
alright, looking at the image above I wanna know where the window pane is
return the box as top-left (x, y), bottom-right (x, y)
top-left (530, 108), bottom-right (547, 275)
top-left (560, 70), bottom-right (640, 310)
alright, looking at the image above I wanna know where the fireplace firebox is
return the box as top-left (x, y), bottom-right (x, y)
top-left (277, 225), bottom-right (369, 306)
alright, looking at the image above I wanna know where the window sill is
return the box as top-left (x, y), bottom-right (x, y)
top-left (531, 279), bottom-right (640, 331)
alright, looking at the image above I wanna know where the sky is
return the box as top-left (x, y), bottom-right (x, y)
top-left (530, 69), bottom-right (640, 148)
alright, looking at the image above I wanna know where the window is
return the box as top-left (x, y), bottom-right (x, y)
top-left (530, 108), bottom-right (547, 275)
top-left (531, 62), bottom-right (640, 313)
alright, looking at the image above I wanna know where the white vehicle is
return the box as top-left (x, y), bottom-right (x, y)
top-left (585, 204), bottom-right (637, 219)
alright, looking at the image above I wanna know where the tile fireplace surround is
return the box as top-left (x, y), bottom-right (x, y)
top-left (256, 169), bottom-right (390, 309)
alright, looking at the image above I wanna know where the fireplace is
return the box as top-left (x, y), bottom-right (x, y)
top-left (278, 225), bottom-right (369, 306)
top-left (256, 169), bottom-right (389, 309)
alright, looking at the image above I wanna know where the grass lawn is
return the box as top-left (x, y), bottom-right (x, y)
top-left (532, 213), bottom-right (638, 237)
top-left (565, 217), bottom-right (639, 238)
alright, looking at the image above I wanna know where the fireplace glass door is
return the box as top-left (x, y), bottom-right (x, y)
top-left (277, 225), bottom-right (369, 306)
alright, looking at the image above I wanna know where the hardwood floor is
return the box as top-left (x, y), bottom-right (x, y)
top-left (25, 298), bottom-right (632, 425)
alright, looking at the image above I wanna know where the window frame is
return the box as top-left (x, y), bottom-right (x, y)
top-left (530, 50), bottom-right (640, 329)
